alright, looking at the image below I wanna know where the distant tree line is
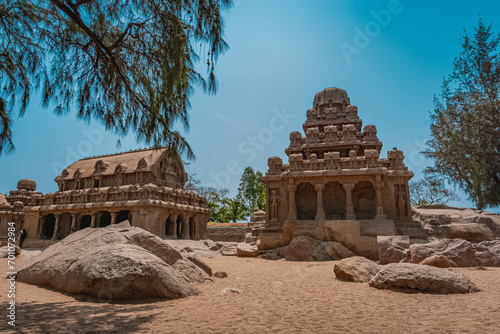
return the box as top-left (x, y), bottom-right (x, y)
top-left (186, 166), bottom-right (265, 223)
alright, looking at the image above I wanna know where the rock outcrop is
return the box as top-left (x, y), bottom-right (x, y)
top-left (284, 235), bottom-right (354, 261)
top-left (16, 221), bottom-right (211, 299)
top-left (410, 239), bottom-right (479, 267)
top-left (475, 240), bottom-right (500, 267)
top-left (377, 235), bottom-right (410, 265)
top-left (419, 255), bottom-right (457, 268)
top-left (236, 243), bottom-right (260, 257)
top-left (412, 205), bottom-right (500, 241)
top-left (368, 263), bottom-right (480, 294)
top-left (0, 245), bottom-right (21, 258)
top-left (333, 256), bottom-right (381, 282)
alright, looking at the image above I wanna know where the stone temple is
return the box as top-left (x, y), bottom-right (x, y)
top-left (0, 147), bottom-right (210, 246)
top-left (260, 87), bottom-right (418, 258)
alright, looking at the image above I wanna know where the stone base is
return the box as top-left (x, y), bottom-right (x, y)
top-left (236, 243), bottom-right (260, 257)
top-left (258, 231), bottom-right (289, 250)
top-left (260, 219), bottom-right (397, 259)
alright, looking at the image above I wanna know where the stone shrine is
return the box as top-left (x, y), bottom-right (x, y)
top-left (260, 87), bottom-right (415, 257)
top-left (0, 147), bottom-right (210, 246)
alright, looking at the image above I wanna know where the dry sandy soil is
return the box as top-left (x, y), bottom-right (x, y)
top-left (1, 254), bottom-right (499, 334)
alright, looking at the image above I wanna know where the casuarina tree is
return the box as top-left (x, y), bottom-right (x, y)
top-left (0, 0), bottom-right (233, 157)
top-left (423, 18), bottom-right (500, 210)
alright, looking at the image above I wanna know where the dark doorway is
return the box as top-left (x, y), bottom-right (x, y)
top-left (296, 182), bottom-right (317, 220)
top-left (189, 217), bottom-right (194, 240)
top-left (80, 215), bottom-right (92, 230)
top-left (165, 216), bottom-right (172, 236)
top-left (42, 214), bottom-right (56, 239)
top-left (323, 181), bottom-right (346, 220)
top-left (99, 212), bottom-right (111, 227)
top-left (117, 210), bottom-right (130, 224)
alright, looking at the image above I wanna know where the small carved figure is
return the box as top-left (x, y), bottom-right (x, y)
top-left (270, 189), bottom-right (280, 220)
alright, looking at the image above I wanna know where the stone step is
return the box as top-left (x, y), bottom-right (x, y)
top-left (398, 227), bottom-right (428, 239)
top-left (292, 222), bottom-right (317, 234)
top-left (410, 238), bottom-right (429, 244)
top-left (395, 221), bottom-right (424, 228)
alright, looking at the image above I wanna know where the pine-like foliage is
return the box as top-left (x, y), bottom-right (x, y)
top-left (237, 166), bottom-right (266, 213)
top-left (0, 0), bottom-right (233, 157)
top-left (423, 18), bottom-right (500, 209)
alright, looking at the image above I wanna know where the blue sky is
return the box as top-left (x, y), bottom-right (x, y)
top-left (1, 0), bottom-right (499, 211)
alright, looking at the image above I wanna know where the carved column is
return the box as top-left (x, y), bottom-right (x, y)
top-left (342, 183), bottom-right (356, 220)
top-left (167, 213), bottom-right (177, 236)
top-left (190, 215), bottom-right (197, 240)
top-left (0, 216), bottom-right (5, 237)
top-left (110, 212), bottom-right (118, 225)
top-left (90, 213), bottom-right (97, 228)
top-left (36, 215), bottom-right (43, 237)
top-left (171, 213), bottom-right (182, 239)
top-left (182, 213), bottom-right (190, 239)
top-left (374, 182), bottom-right (386, 219)
top-left (287, 183), bottom-right (297, 221)
top-left (51, 214), bottom-right (61, 241)
top-left (315, 183), bottom-right (326, 221)
top-left (70, 213), bottom-right (78, 231)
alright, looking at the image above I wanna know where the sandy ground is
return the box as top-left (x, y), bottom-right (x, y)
top-left (1, 254), bottom-right (500, 334)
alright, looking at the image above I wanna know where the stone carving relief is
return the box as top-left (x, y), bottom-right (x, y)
top-left (94, 160), bottom-right (109, 174)
top-left (269, 189), bottom-right (280, 221)
top-left (395, 184), bottom-right (408, 218)
top-left (137, 157), bottom-right (148, 170)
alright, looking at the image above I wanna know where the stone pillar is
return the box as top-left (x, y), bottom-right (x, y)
top-left (36, 215), bottom-right (43, 237)
top-left (0, 216), bottom-right (5, 237)
top-left (38, 215), bottom-right (44, 239)
top-left (166, 213), bottom-right (176, 236)
top-left (343, 183), bottom-right (356, 220)
top-left (181, 213), bottom-right (190, 239)
top-left (51, 214), bottom-right (61, 241)
top-left (90, 213), bottom-right (97, 228)
top-left (190, 215), bottom-right (197, 240)
top-left (287, 184), bottom-right (297, 221)
top-left (110, 212), bottom-right (118, 225)
top-left (70, 213), bottom-right (78, 231)
top-left (315, 183), bottom-right (326, 221)
top-left (168, 213), bottom-right (173, 236)
top-left (374, 182), bottom-right (386, 219)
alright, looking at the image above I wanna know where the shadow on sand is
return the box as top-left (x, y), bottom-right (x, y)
top-left (8, 296), bottom-right (173, 334)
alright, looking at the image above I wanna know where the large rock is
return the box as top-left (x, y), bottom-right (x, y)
top-left (16, 222), bottom-right (211, 299)
top-left (313, 241), bottom-right (355, 261)
top-left (284, 236), bottom-right (354, 261)
top-left (333, 256), bottom-right (381, 282)
top-left (410, 239), bottom-right (479, 267)
top-left (420, 255), bottom-right (457, 268)
top-left (236, 243), bottom-right (259, 257)
top-left (186, 255), bottom-right (213, 276)
top-left (412, 205), bottom-right (500, 239)
top-left (284, 236), bottom-right (322, 261)
top-left (442, 223), bottom-right (494, 242)
top-left (0, 245), bottom-right (21, 258)
top-left (368, 263), bottom-right (480, 294)
top-left (377, 236), bottom-right (410, 265)
top-left (475, 240), bottom-right (500, 267)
